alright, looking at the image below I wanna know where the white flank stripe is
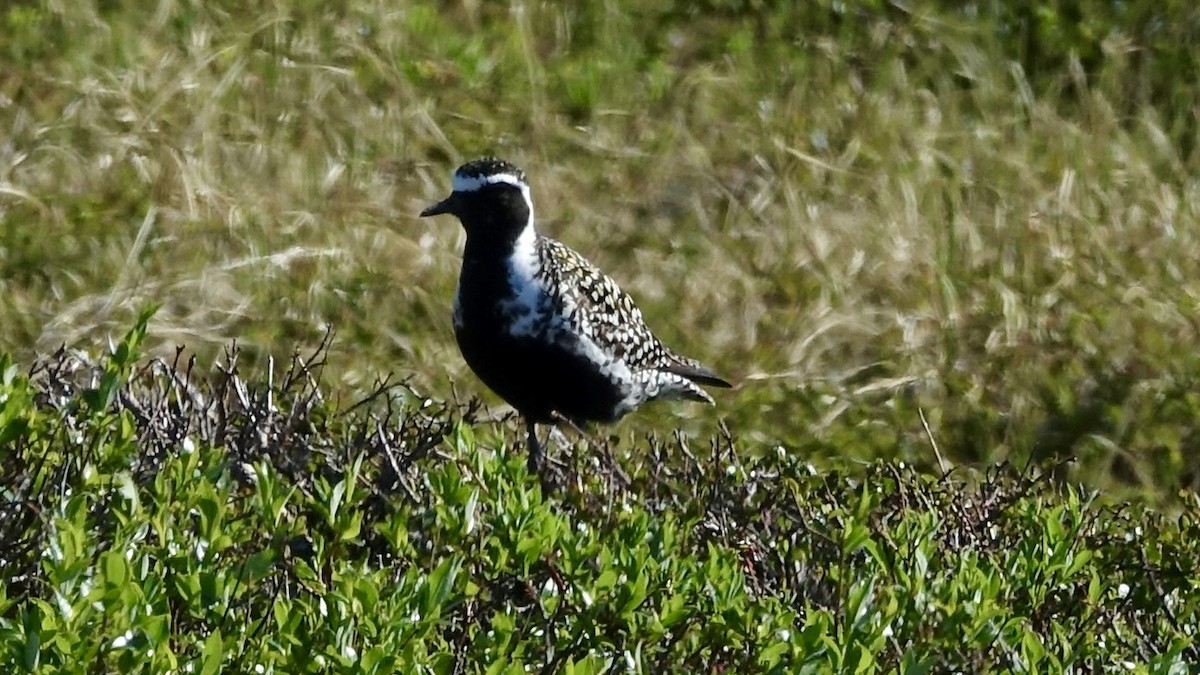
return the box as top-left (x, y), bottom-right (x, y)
top-left (499, 173), bottom-right (542, 337)
top-left (504, 224), bottom-right (542, 336)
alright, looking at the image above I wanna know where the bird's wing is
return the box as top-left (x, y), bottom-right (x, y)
top-left (536, 237), bottom-right (732, 391)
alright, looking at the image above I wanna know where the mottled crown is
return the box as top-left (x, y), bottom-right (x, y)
top-left (452, 157), bottom-right (529, 193)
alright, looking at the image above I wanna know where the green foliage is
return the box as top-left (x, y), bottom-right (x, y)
top-left (2, 337), bottom-right (1199, 670)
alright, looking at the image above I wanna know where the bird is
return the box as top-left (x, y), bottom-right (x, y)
top-left (420, 156), bottom-right (732, 472)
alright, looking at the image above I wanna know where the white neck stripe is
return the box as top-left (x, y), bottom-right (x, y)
top-left (452, 172), bottom-right (528, 193)
top-left (452, 170), bottom-right (536, 236)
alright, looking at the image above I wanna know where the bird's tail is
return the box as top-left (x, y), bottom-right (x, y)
top-left (663, 358), bottom-right (734, 389)
top-left (654, 375), bottom-right (716, 406)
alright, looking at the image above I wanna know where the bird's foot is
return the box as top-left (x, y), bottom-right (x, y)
top-left (526, 438), bottom-right (545, 475)
top-left (525, 422), bottom-right (572, 493)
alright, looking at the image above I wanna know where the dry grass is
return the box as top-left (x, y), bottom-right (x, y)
top-left (3, 1), bottom-right (1199, 499)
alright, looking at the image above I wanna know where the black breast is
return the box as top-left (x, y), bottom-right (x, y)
top-left (453, 251), bottom-right (628, 425)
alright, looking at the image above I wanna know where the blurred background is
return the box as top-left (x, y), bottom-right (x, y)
top-left (2, 0), bottom-right (1199, 501)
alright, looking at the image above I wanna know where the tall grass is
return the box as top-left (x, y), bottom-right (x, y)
top-left (2, 1), bottom-right (1199, 499)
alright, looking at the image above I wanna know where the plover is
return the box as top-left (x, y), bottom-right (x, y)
top-left (421, 157), bottom-right (732, 471)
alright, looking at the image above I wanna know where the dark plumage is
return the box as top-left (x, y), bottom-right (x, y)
top-left (421, 157), bottom-right (732, 470)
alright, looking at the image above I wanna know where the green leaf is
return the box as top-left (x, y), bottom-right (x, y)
top-left (340, 510), bottom-right (363, 541)
top-left (1021, 627), bottom-right (1045, 666)
top-left (243, 550), bottom-right (277, 584)
top-left (565, 652), bottom-right (611, 675)
top-left (200, 629), bottom-right (223, 675)
top-left (422, 556), bottom-right (462, 619)
top-left (660, 594), bottom-right (690, 628)
top-left (329, 479), bottom-right (346, 521)
top-left (1086, 571), bottom-right (1102, 605)
top-left (621, 572), bottom-right (649, 618)
top-left (103, 550), bottom-right (129, 588)
top-left (21, 606), bottom-right (41, 671)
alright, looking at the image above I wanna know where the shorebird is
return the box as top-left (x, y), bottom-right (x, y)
top-left (421, 157), bottom-right (732, 471)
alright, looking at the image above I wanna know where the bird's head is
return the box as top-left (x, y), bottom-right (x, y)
top-left (421, 157), bottom-right (534, 245)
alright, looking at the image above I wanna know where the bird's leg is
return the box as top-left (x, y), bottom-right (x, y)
top-left (525, 417), bottom-right (544, 474)
top-left (547, 410), bottom-right (588, 440)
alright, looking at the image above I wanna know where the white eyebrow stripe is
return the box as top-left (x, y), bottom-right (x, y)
top-left (452, 172), bottom-right (527, 192)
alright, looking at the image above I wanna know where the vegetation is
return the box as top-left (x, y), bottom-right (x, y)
top-left (3, 0), bottom-right (1200, 671)
top-left (2, 317), bottom-right (1198, 671)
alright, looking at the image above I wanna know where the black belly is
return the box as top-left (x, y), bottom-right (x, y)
top-left (455, 323), bottom-right (625, 425)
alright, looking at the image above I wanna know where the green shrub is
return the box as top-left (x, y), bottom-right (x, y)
top-left (1, 319), bottom-right (1198, 670)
